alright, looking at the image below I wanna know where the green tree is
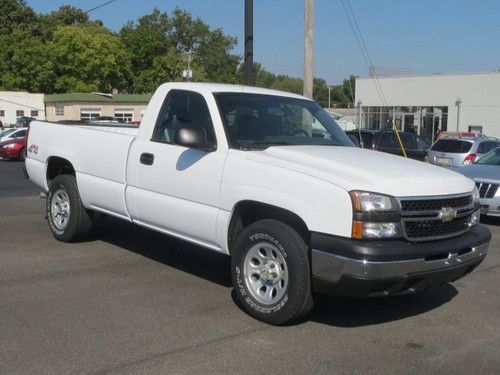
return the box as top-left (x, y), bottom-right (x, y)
top-left (37, 5), bottom-right (99, 41)
top-left (120, 8), bottom-right (239, 91)
top-left (0, 0), bottom-right (38, 36)
top-left (0, 29), bottom-right (56, 92)
top-left (51, 25), bottom-right (132, 93)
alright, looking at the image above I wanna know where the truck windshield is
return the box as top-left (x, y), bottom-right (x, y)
top-left (214, 92), bottom-right (354, 149)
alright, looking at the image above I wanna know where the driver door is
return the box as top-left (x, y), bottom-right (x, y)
top-left (127, 89), bottom-right (225, 247)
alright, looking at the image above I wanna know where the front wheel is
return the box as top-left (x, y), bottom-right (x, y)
top-left (46, 175), bottom-right (93, 242)
top-left (19, 148), bottom-right (26, 161)
top-left (231, 219), bottom-right (314, 325)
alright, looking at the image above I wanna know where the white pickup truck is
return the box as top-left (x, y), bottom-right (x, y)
top-left (26, 83), bottom-right (490, 325)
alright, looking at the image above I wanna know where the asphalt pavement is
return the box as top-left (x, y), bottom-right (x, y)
top-left (0, 160), bottom-right (499, 374)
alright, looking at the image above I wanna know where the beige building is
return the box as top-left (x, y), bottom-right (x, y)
top-left (44, 93), bottom-right (151, 123)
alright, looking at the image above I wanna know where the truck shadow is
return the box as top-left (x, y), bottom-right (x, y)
top-left (93, 216), bottom-right (459, 327)
top-left (309, 285), bottom-right (458, 327)
top-left (92, 216), bottom-right (232, 288)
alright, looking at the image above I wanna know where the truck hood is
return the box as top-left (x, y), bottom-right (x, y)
top-left (246, 146), bottom-right (474, 197)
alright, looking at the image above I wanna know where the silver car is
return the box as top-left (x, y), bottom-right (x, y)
top-left (457, 147), bottom-right (500, 217)
top-left (427, 137), bottom-right (500, 168)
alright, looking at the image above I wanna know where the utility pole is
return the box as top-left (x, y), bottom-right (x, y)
top-left (328, 85), bottom-right (331, 108)
top-left (303, 0), bottom-right (314, 99)
top-left (244, 0), bottom-right (254, 86)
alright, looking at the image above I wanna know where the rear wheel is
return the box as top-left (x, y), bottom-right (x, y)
top-left (231, 219), bottom-right (313, 325)
top-left (46, 175), bottom-right (93, 242)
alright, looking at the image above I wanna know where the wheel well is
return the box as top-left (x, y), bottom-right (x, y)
top-left (46, 157), bottom-right (75, 183)
top-left (227, 201), bottom-right (310, 254)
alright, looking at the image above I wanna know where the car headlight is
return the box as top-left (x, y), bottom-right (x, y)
top-left (472, 185), bottom-right (480, 208)
top-left (4, 144), bottom-right (16, 149)
top-left (349, 191), bottom-right (398, 212)
top-left (349, 191), bottom-right (401, 239)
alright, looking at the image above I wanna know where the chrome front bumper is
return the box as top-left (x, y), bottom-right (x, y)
top-left (312, 242), bottom-right (488, 282)
top-left (310, 225), bottom-right (490, 297)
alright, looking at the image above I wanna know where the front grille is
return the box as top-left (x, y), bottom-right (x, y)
top-left (400, 195), bottom-right (471, 212)
top-left (399, 194), bottom-right (473, 241)
top-left (475, 181), bottom-right (498, 198)
top-left (403, 215), bottom-right (471, 240)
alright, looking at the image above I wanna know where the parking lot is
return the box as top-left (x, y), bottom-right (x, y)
top-left (0, 160), bottom-right (499, 374)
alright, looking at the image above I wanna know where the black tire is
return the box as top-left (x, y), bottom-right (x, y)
top-left (46, 175), bottom-right (93, 242)
top-left (19, 148), bottom-right (26, 161)
top-left (231, 219), bottom-right (314, 325)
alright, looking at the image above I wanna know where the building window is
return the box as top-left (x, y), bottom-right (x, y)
top-left (16, 110), bottom-right (24, 117)
top-left (31, 110), bottom-right (38, 117)
top-left (80, 108), bottom-right (101, 122)
top-left (0, 110), bottom-right (4, 117)
top-left (468, 125), bottom-right (483, 134)
top-left (55, 103), bottom-right (64, 116)
top-left (115, 109), bottom-right (133, 123)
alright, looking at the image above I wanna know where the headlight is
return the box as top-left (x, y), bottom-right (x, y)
top-left (349, 191), bottom-right (398, 212)
top-left (472, 185), bottom-right (480, 208)
top-left (4, 144), bottom-right (15, 149)
top-left (350, 191), bottom-right (401, 239)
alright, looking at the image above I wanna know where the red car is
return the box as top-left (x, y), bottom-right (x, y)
top-left (0, 137), bottom-right (27, 161)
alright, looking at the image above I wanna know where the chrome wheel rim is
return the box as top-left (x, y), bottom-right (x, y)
top-left (243, 242), bottom-right (288, 305)
top-left (51, 188), bottom-right (70, 231)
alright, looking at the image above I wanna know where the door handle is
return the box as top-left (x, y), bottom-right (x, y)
top-left (140, 153), bottom-right (154, 166)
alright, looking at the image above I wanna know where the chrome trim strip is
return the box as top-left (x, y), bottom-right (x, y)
top-left (397, 192), bottom-right (472, 201)
top-left (311, 242), bottom-right (489, 282)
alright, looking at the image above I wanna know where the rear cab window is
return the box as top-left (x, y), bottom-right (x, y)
top-left (430, 139), bottom-right (473, 153)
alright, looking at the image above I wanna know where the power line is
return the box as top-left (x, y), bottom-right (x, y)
top-left (0, 98), bottom-right (44, 111)
top-left (85, 0), bottom-right (117, 15)
top-left (338, 0), bottom-right (387, 106)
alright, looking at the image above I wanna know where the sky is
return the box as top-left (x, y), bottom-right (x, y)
top-left (27, 0), bottom-right (500, 84)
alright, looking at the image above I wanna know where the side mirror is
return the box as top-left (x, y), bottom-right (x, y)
top-left (174, 126), bottom-right (216, 152)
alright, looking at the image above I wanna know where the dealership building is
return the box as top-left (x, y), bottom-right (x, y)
top-left (355, 71), bottom-right (500, 142)
top-left (44, 93), bottom-right (151, 123)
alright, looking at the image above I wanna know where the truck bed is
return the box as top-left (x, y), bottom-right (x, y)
top-left (26, 120), bottom-right (138, 219)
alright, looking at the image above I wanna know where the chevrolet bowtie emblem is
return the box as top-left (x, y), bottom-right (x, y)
top-left (438, 207), bottom-right (457, 222)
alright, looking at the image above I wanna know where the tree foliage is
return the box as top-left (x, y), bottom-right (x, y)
top-left (0, 0), bottom-right (355, 107)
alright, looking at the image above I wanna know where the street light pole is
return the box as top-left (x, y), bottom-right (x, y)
top-left (303, 0), bottom-right (314, 99)
top-left (244, 0), bottom-right (254, 86)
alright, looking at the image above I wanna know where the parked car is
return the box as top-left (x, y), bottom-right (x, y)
top-left (456, 147), bottom-right (500, 217)
top-left (0, 127), bottom-right (27, 142)
top-left (345, 129), bottom-right (430, 160)
top-left (426, 137), bottom-right (500, 168)
top-left (0, 137), bottom-right (27, 160)
top-left (15, 117), bottom-right (34, 128)
top-left (89, 116), bottom-right (124, 125)
top-left (26, 82), bottom-right (490, 325)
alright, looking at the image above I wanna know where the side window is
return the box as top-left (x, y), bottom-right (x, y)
top-left (152, 90), bottom-right (216, 145)
top-left (379, 133), bottom-right (397, 148)
top-left (415, 134), bottom-right (430, 151)
top-left (478, 141), bottom-right (500, 154)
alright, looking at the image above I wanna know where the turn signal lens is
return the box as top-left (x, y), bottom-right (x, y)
top-left (351, 221), bottom-right (401, 239)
